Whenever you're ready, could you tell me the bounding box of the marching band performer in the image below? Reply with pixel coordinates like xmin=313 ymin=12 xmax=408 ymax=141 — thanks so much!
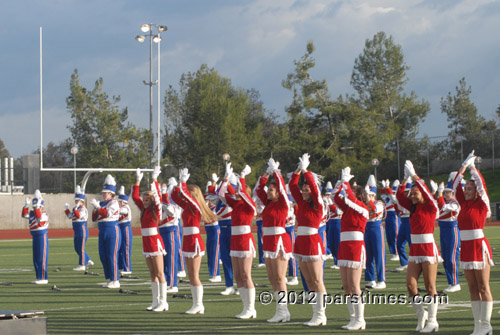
xmin=133 ymin=167 xmax=168 ymax=312
xmin=255 ymin=157 xmax=292 ymax=323
xmin=324 ymin=181 xmax=342 ymax=269
xmin=364 ymin=175 xmax=386 ymax=290
xmin=117 ymin=186 xmax=133 ymax=275
xmin=171 ymin=168 xmax=218 ymax=314
xmin=205 ymin=174 xmax=222 ymax=283
xmin=289 ymin=153 xmax=327 ymax=326
xmin=91 ymin=175 xmax=121 ymax=289
xmin=453 ymin=150 xmax=494 ymax=335
xmin=22 ymin=190 xmax=49 ymax=284
xmin=380 ymin=179 xmax=401 ymax=262
xmin=396 ymin=160 xmax=441 ymax=333
xmin=64 ymin=185 xmax=93 ymax=271
xmin=332 ymin=167 xmax=368 ymax=331
xmin=159 ymin=178 xmax=182 ymax=293
xmin=395 ymin=181 xmax=412 ymax=272
xmin=285 ymin=184 xmax=299 ymax=286
xmin=253 ymin=184 xmax=266 ymax=268
xmin=219 ymin=163 xmax=257 ymax=319
xmin=434 ymin=175 xmax=461 ymax=293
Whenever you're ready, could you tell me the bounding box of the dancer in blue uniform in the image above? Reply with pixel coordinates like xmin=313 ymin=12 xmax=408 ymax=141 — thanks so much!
xmin=324 ymin=181 xmax=342 ymax=269
xmin=364 ymin=175 xmax=386 ymax=289
xmin=91 ymin=175 xmax=121 ymax=289
xmin=285 ymin=187 xmax=299 ymax=286
xmin=64 ymin=185 xmax=93 ymax=271
xmin=22 ymin=190 xmax=49 ymax=284
xmin=205 ymin=174 xmax=222 ymax=282
xmin=380 ymin=179 xmax=401 ymax=262
xmin=252 ymin=184 xmax=266 ymax=268
xmin=117 ymin=185 xmax=133 ymax=275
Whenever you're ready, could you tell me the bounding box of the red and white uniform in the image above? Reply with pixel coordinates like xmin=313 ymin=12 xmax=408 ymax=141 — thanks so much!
xmin=437 ymin=197 xmax=459 ymax=222
xmin=255 ymin=170 xmax=292 ymax=259
xmin=22 ymin=207 xmax=49 ymax=231
xmin=289 ymin=171 xmax=325 ymax=261
xmin=453 ymin=169 xmax=494 ymax=269
xmin=219 ymin=178 xmax=256 ymax=258
xmin=65 ymin=205 xmax=88 ymax=223
xmin=132 ymin=181 xmax=166 ymax=257
xmin=160 ymin=193 xmax=181 ymax=228
xmin=119 ymin=204 xmax=132 ymax=223
xmin=396 ymin=178 xmax=442 ymax=264
xmin=171 ymin=182 xmax=206 ymax=258
xmin=332 ymin=181 xmax=368 ymax=268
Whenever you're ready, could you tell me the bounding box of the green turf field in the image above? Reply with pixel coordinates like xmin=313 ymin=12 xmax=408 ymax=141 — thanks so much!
xmin=1 ymin=228 xmax=499 ymax=334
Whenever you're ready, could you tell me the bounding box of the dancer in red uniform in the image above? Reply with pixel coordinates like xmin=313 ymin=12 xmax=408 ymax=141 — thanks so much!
xmin=453 ymin=150 xmax=494 ymax=335
xmin=396 ymin=160 xmax=441 ymax=333
xmin=332 ymin=167 xmax=369 ymax=331
xmin=132 ymin=166 xmax=168 ymax=312
xmin=289 ymin=153 xmax=327 ymax=326
xmin=219 ymin=163 xmax=257 ymax=319
xmin=171 ymin=168 xmax=218 ymax=314
xmin=255 ymin=157 xmax=292 ymax=323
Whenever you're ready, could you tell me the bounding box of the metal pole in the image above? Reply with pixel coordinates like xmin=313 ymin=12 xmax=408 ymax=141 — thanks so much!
xmin=157 ymin=32 xmax=161 ymax=167
xmin=73 ymin=154 xmax=76 ymax=191
xmin=40 ymin=27 xmax=43 ymax=169
xmin=149 ymin=29 xmax=153 ymax=165
xmin=396 ymin=139 xmax=401 ymax=180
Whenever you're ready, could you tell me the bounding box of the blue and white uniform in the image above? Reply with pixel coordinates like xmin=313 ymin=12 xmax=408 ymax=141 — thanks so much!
xmin=380 ymin=183 xmax=400 ymax=257
xmin=205 ymin=182 xmax=221 ymax=279
xmin=285 ymin=203 xmax=298 ymax=279
xmin=325 ymin=194 xmax=342 ymax=266
xmin=364 ymin=198 xmax=386 ymax=283
xmin=396 ymin=184 xmax=412 ymax=267
xmin=216 ymin=198 xmax=234 ymax=288
xmin=252 ymin=186 xmax=266 ymax=266
xmin=65 ymin=197 xmax=91 ymax=268
xmin=118 ymin=191 xmax=133 ymax=274
xmin=22 ymin=193 xmax=49 ymax=282
xmin=160 ymin=191 xmax=182 ymax=289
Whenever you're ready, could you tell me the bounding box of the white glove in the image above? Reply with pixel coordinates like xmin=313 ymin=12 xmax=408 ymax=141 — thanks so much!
xmin=206 ymin=181 xmax=212 ymax=192
xmin=404 ymin=160 xmax=416 ymax=179
xmin=25 ymin=197 xmax=31 ymax=206
xmin=430 ymin=180 xmax=438 ymax=194
xmin=136 ymin=168 xmax=144 ymax=182
xmin=392 ymin=179 xmax=400 ymax=189
xmin=64 ymin=203 xmax=70 ymax=210
xmin=90 ymin=198 xmax=100 ymax=209
xmin=437 ymin=182 xmax=445 ymax=193
xmin=240 ymin=165 xmax=251 ymax=178
xmin=340 ymin=167 xmax=354 ymax=183
xmin=179 ymin=168 xmax=190 ymax=183
xmin=32 ymin=198 xmax=41 ymax=209
xmin=229 ymin=173 xmax=238 ymax=186
xmin=212 ymin=173 xmax=219 ymax=184
xmin=161 ymin=184 xmax=168 ymax=194
xmin=152 ymin=166 xmax=161 ymax=180
xmin=266 ymin=158 xmax=280 ymax=175
xmin=224 ymin=162 xmax=233 ymax=179
xmin=381 ymin=180 xmax=388 ymax=188
xmin=462 ymin=150 xmax=476 ymax=168
xmin=168 ymin=177 xmax=178 ymax=188
xmin=298 ymin=153 xmax=310 ymax=171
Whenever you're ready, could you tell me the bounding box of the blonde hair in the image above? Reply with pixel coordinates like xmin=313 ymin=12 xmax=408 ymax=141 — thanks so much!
xmin=140 ymin=190 xmax=159 ymax=224
xmin=187 ymin=184 xmax=218 ymax=223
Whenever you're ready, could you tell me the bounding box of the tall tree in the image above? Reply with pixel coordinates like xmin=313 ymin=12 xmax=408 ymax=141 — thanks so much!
xmin=66 ymin=69 xmax=151 ymax=192
xmin=440 ymin=77 xmax=496 ymax=158
xmin=163 ymin=65 xmax=273 ymax=185
xmin=0 ymin=138 xmax=10 ymax=160
xmin=350 ymin=31 xmax=430 ymax=177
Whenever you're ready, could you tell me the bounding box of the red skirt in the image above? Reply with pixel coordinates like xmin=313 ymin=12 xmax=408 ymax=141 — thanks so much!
xmin=142 ymin=234 xmax=166 ymax=257
xmin=460 ymin=238 xmax=494 ymax=269
xmin=230 ymin=233 xmax=256 ymax=258
xmin=337 ymin=240 xmax=365 ymax=269
xmin=293 ymin=234 xmax=325 ymax=262
xmin=182 ymin=233 xmax=205 ymax=258
xmin=409 ymin=242 xmax=442 ymax=264
xmin=263 ymin=233 xmax=292 ymax=259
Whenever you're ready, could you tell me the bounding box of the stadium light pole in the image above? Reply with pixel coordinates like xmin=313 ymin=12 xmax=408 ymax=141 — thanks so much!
xmin=136 ymin=23 xmax=167 ymax=167
xmin=71 ymin=144 xmax=78 ymax=191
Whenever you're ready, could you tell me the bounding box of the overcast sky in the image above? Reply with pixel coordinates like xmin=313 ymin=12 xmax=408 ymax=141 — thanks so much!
xmin=1 ymin=0 xmax=500 ymax=159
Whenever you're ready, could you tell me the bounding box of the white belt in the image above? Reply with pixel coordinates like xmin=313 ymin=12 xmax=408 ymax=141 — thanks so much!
xmin=340 ymin=231 xmax=364 ymax=241
xmin=263 ymin=227 xmax=286 ymax=236
xmin=184 ymin=226 xmax=200 ymax=235
xmin=297 ymin=226 xmax=318 ymax=236
xmin=460 ymin=229 xmax=484 ymax=241
xmin=231 ymin=225 xmax=251 ymax=235
xmin=141 ymin=227 xmax=158 ymax=237
xmin=411 ymin=233 xmax=434 ymax=244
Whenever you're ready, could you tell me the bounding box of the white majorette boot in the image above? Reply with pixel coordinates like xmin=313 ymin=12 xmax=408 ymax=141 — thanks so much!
xmin=235 ymin=287 xmax=248 ymax=318
xmin=470 ymin=300 xmax=481 ymax=335
xmin=345 ymin=299 xmax=366 ymax=330
xmin=267 ymin=291 xmax=290 ymax=323
xmin=341 ymin=296 xmax=355 ymax=329
xmin=420 ymin=300 xmax=439 ymax=333
xmin=185 ymin=285 xmax=205 ymax=314
xmin=153 ymin=282 xmax=169 ymax=312
xmin=238 ymin=287 xmax=257 ymax=319
xmin=146 ymin=282 xmax=159 ymax=311
xmin=411 ymin=298 xmax=428 ymax=331
xmin=477 ymin=301 xmax=493 ymax=335
xmin=304 ymin=292 xmax=327 ymax=326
